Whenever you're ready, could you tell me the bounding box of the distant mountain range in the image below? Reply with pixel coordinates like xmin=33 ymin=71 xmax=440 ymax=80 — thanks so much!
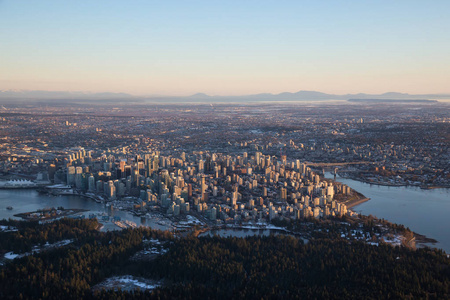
xmin=0 ymin=90 xmax=449 ymax=103
xmin=180 ymin=91 xmax=449 ymax=102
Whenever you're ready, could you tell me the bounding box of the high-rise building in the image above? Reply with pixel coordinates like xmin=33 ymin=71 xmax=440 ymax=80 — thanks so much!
xmin=280 ymin=187 xmax=287 ymax=201
xmin=67 ymin=166 xmax=76 ymax=185
xmin=255 ymin=152 xmax=261 ymax=165
xmin=198 ymin=160 xmax=204 ymax=173
xmin=48 ymin=164 xmax=56 ymax=182
xmin=209 ymin=207 xmax=217 ymax=220
xmin=88 ymin=175 xmax=95 ymax=192
xmin=105 ymin=180 xmax=116 ymax=200
xmin=75 ymin=167 xmax=83 ymax=189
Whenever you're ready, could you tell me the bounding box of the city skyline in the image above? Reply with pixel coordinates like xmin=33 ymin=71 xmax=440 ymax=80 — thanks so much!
xmin=1 ymin=2 xmax=450 ymax=298
xmin=1 ymin=1 xmax=450 ymax=96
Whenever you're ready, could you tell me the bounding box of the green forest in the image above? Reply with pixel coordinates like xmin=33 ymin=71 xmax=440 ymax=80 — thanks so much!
xmin=0 ymin=218 xmax=449 ymax=299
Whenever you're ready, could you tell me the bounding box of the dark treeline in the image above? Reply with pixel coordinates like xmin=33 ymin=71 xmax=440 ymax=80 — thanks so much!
xmin=0 ymin=219 xmax=449 ymax=299
xmin=0 ymin=219 xmax=172 ymax=299
xmin=271 ymin=215 xmax=412 ymax=242
xmin=127 ymin=235 xmax=449 ymax=299
xmin=0 ymin=218 xmax=99 ymax=253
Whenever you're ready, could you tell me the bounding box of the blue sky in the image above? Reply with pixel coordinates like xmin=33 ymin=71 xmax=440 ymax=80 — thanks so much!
xmin=1 ymin=1 xmax=449 ymax=95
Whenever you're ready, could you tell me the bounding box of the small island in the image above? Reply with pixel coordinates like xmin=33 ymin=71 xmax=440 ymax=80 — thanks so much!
xmin=14 ymin=207 xmax=88 ymax=221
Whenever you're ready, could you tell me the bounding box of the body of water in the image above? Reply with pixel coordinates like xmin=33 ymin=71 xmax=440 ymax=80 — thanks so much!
xmin=0 ymin=189 xmax=171 ymax=231
xmin=327 ymin=174 xmax=450 ymax=252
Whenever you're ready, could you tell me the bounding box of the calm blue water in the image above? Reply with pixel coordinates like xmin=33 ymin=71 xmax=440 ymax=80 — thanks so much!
xmin=0 ymin=189 xmax=170 ymax=231
xmin=326 ymin=174 xmax=450 ymax=252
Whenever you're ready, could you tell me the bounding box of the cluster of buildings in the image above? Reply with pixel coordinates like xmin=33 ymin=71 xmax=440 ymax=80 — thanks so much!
xmin=57 ymin=148 xmax=356 ymax=223
xmin=0 ymin=102 xmax=448 ymax=191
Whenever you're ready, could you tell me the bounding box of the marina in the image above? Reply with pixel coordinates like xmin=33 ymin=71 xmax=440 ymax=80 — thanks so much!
xmin=0 ymin=189 xmax=173 ymax=232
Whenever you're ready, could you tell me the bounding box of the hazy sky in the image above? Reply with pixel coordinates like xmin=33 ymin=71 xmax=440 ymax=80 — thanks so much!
xmin=1 ymin=1 xmax=449 ymax=96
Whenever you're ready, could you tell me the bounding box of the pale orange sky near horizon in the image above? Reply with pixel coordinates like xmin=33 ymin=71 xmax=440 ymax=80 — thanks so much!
xmin=1 ymin=1 xmax=449 ymax=97
xmin=2 ymin=67 xmax=448 ymax=97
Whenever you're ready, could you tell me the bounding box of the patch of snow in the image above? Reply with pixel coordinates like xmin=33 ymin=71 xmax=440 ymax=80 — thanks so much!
xmin=178 ymin=215 xmax=204 ymax=226
xmin=51 ymin=239 xmax=72 ymax=247
xmin=383 ymin=234 xmax=402 ymax=246
xmin=141 ymin=247 xmax=168 ymax=255
xmin=0 ymin=225 xmax=18 ymax=232
xmin=143 ymin=238 xmax=161 ymax=245
xmin=94 ymin=275 xmax=161 ymax=291
xmin=175 ymin=225 xmax=192 ymax=228
xmin=4 ymin=252 xmax=19 ymax=259
xmin=3 ymin=239 xmax=73 ymax=260
xmin=117 ymin=276 xmax=159 ymax=289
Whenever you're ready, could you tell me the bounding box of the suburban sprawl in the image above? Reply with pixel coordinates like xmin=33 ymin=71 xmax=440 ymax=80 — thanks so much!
xmin=0 ymin=101 xmax=449 ymax=299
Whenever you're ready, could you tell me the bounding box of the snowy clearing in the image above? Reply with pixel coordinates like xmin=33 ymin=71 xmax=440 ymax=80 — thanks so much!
xmin=3 ymin=239 xmax=73 ymax=260
xmin=92 ymin=275 xmax=161 ymax=292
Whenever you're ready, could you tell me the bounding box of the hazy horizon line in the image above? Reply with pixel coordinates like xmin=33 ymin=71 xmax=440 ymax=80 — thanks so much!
xmin=2 ymin=89 xmax=450 ymax=99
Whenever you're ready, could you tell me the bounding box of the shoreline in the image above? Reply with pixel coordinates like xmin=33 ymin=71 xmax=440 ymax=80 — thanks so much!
xmin=332 ymin=176 xmax=444 ymax=252
xmin=0 ymin=186 xmax=39 ymax=190
xmin=414 ymin=232 xmax=439 ymax=246
xmin=0 ymin=185 xmax=445 ymax=253
xmin=345 ymin=197 xmax=370 ymax=209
